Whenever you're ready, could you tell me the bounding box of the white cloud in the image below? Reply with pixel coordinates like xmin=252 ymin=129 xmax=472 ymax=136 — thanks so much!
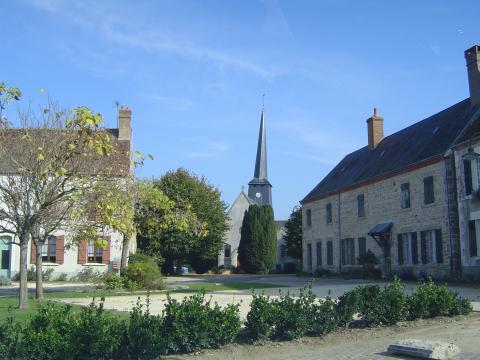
xmin=27 ymin=0 xmax=280 ymax=80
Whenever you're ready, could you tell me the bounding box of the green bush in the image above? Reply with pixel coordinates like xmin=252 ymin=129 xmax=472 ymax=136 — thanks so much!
xmin=127 ymin=297 xmax=166 ymax=359
xmin=75 ymin=266 xmax=102 ymax=282
xmin=129 ymin=252 xmax=161 ymax=266
xmin=103 ymin=272 xmax=124 ymax=290
xmin=42 ymin=267 xmax=54 ymax=282
xmin=335 ymin=286 xmax=362 ymax=327
xmin=272 ymin=286 xmax=316 ymax=340
xmin=310 ymin=295 xmax=338 ymax=335
xmin=0 ymin=317 xmax=21 ymax=359
xmin=124 ymin=261 xmax=164 ymax=290
xmin=0 ymin=275 xmax=10 ymax=286
xmin=162 ymin=292 xmax=241 ymax=353
xmin=243 ymin=292 xmax=278 ymax=341
xmin=406 ymin=279 xmax=471 ymax=319
xmin=56 ymin=273 xmax=68 ymax=281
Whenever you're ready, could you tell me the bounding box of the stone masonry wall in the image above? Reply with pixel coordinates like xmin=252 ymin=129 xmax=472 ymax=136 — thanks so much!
xmin=303 ymin=161 xmax=452 ymax=278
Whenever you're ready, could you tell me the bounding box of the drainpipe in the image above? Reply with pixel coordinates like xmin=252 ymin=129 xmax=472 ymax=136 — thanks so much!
xmin=338 ymin=192 xmax=342 ymax=273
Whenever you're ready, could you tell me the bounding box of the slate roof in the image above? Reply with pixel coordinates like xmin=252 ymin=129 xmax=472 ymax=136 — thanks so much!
xmin=302 ymin=98 xmax=480 ymax=203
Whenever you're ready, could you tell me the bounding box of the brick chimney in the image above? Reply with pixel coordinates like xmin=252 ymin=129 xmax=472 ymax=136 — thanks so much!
xmin=465 ymin=45 xmax=480 ymax=106
xmin=366 ymin=107 xmax=384 ymax=150
xmin=118 ymin=106 xmax=132 ymax=141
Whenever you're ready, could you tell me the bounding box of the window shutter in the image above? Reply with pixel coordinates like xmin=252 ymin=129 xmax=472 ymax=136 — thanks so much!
xmin=349 ymin=239 xmax=355 ymax=265
xmin=420 ymin=231 xmax=427 ymax=264
xmin=78 ymin=240 xmax=87 ymax=264
xmin=397 ymin=234 xmax=404 ymax=265
xmin=56 ymin=235 xmax=65 ymax=264
xmin=327 ymin=241 xmax=333 ymax=266
xmin=316 ymin=241 xmax=322 ymax=266
xmin=340 ymin=239 xmax=346 ymax=265
xmin=411 ymin=232 xmax=418 ymax=265
xmin=464 ymin=160 xmax=473 ymax=196
xmin=469 ymin=221 xmax=478 ymax=257
xmin=30 ymin=241 xmax=37 ymax=264
xmin=435 ymin=230 xmax=443 ymax=264
xmin=102 ymin=236 xmax=111 ymax=264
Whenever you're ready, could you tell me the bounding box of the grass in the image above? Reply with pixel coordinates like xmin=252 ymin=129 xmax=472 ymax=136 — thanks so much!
xmin=0 ymin=281 xmax=286 ymax=322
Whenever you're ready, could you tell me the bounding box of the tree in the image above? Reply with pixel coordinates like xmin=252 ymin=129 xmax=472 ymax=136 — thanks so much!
xmin=238 ymin=205 xmax=276 ymax=274
xmin=135 ymin=180 xmax=206 ymax=273
xmin=283 ymin=206 xmax=303 ymax=260
xmin=0 ymin=87 xmax=114 ymax=307
xmin=153 ymin=169 xmax=229 ymax=274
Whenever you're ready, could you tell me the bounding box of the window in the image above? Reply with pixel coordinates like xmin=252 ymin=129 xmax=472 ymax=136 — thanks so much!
xmin=469 ymin=220 xmax=478 ymax=257
xmin=41 ymin=236 xmax=57 ymax=263
xmin=397 ymin=233 xmax=418 ymax=265
xmin=224 ymin=244 xmax=231 ymax=258
xmin=401 ymin=183 xmax=411 ymax=208
xmin=464 ymin=160 xmax=473 ymax=196
xmin=316 ymin=241 xmax=322 ymax=266
xmin=326 ymin=241 xmax=333 ymax=266
xmin=358 ymin=237 xmax=366 ymax=259
xmin=280 ymin=244 xmax=287 ymax=259
xmin=420 ymin=229 xmax=443 ymax=264
xmin=357 ymin=194 xmax=365 ymax=217
xmin=341 ymin=238 xmax=355 ymax=265
xmin=306 ymin=209 xmax=312 ymax=226
xmin=87 ymin=240 xmax=103 ymax=263
xmin=423 ymin=176 xmax=435 ymax=204
xmin=326 ymin=203 xmax=332 ymax=224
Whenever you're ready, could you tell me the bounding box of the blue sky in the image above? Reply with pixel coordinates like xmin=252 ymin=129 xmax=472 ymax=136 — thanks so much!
xmin=2 ymin=0 xmax=480 ymax=219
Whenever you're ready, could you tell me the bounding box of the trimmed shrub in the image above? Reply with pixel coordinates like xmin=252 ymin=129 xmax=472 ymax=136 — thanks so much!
xmin=310 ymin=295 xmax=338 ymax=335
xmin=407 ymin=279 xmax=471 ymax=319
xmin=127 ymin=297 xmax=166 ymax=359
xmin=162 ymin=292 xmax=241 ymax=353
xmin=335 ymin=286 xmax=362 ymax=327
xmin=243 ymin=292 xmax=278 ymax=341
xmin=272 ymin=286 xmax=316 ymax=340
xmin=124 ymin=261 xmax=164 ymax=290
xmin=0 ymin=317 xmax=21 ymax=359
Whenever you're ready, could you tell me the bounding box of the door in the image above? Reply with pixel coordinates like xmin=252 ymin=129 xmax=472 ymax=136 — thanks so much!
xmin=0 ymin=236 xmax=12 ymax=279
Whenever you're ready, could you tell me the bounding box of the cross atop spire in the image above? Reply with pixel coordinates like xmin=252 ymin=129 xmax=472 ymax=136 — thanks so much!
xmin=253 ymin=106 xmax=268 ymax=180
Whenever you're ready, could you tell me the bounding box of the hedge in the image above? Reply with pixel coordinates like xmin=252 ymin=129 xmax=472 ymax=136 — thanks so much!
xmin=0 ymin=278 xmax=472 ymax=359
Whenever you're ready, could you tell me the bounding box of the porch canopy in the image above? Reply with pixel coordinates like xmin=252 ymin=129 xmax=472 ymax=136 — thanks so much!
xmin=368 ymin=222 xmax=393 ymax=247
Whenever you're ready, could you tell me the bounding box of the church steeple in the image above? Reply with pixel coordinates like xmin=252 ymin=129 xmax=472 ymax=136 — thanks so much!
xmin=248 ymin=105 xmax=272 ymax=206
xmin=253 ymin=108 xmax=268 ymax=180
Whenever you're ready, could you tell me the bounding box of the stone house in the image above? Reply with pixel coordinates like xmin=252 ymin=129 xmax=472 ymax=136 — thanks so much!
xmin=0 ymin=107 xmax=135 ymax=280
xmin=301 ymin=46 xmax=480 ymax=279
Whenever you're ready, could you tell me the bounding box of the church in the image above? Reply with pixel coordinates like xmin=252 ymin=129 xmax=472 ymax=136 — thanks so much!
xmin=218 ymin=107 xmax=293 ymax=271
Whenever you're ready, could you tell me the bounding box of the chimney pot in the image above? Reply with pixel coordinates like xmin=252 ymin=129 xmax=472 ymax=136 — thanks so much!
xmin=465 ymin=45 xmax=480 ymax=106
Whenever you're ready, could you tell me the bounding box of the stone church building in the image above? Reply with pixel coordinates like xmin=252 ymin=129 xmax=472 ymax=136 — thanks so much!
xmin=301 ymin=45 xmax=480 ymax=280
xmin=218 ymin=108 xmax=293 ymax=271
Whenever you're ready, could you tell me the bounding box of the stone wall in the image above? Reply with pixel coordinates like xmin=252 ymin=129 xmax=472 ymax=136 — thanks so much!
xmin=302 ymin=161 xmax=452 ymax=278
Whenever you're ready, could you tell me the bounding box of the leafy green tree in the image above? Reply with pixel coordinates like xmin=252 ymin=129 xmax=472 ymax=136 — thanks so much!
xmin=0 ymin=86 xmax=114 ymax=307
xmin=135 ymin=180 xmax=207 ymax=273
xmin=154 ymin=168 xmax=229 ymax=274
xmin=283 ymin=206 xmax=303 ymax=260
xmin=238 ymin=205 xmax=277 ymax=274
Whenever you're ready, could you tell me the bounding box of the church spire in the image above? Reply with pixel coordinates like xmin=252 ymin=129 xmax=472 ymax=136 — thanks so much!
xmin=253 ymin=107 xmax=268 ymax=180
xmin=248 ymin=102 xmax=272 ymax=206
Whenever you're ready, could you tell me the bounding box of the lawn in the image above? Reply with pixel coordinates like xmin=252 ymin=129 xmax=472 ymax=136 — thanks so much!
xmin=0 ymin=282 xmax=286 ymax=322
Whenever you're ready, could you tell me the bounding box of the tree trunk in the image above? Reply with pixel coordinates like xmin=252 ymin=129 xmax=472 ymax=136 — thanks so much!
xmin=120 ymin=233 xmax=131 ymax=273
xmin=18 ymin=236 xmax=29 ymax=309
xmin=35 ymin=240 xmax=44 ymax=299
